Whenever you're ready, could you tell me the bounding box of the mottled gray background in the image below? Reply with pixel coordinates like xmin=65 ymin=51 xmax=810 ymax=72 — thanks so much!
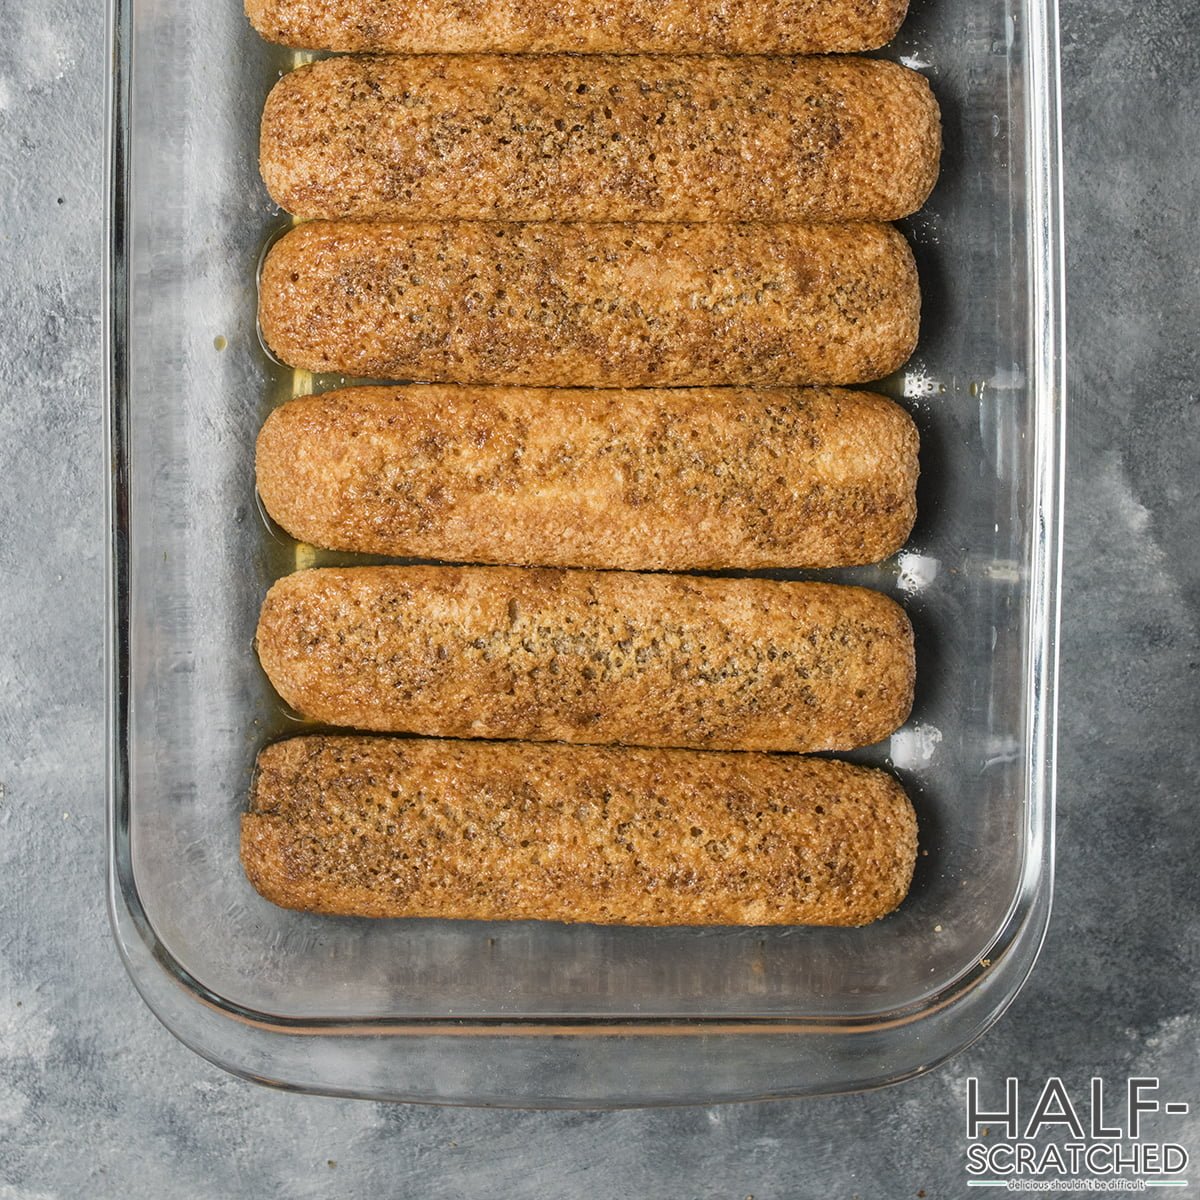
xmin=1 ymin=0 xmax=1197 ymax=1195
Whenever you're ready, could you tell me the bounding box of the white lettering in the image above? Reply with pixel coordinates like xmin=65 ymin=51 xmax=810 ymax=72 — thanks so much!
xmin=1163 ymin=1144 xmax=1189 ymax=1173
xmin=1024 ymin=1076 xmax=1085 ymax=1140
xmin=1127 ymin=1078 xmax=1159 ymax=1139
xmin=1092 ymin=1077 xmax=1122 ymax=1139
xmin=967 ymin=1076 xmax=1020 ymax=1139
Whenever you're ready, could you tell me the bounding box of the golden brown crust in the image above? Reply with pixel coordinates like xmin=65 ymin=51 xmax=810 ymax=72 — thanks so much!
xmin=256 ymin=566 xmax=915 ymax=751
xmin=258 ymin=220 xmax=919 ymax=387
xmin=256 ymin=385 xmax=919 ymax=570
xmin=242 ymin=735 xmax=918 ymax=926
xmin=245 ymin=0 xmax=910 ymax=55
xmin=261 ymin=55 xmax=940 ymax=223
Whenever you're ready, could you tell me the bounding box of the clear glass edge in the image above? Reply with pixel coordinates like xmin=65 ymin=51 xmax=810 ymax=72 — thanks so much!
xmin=102 ymin=0 xmax=1066 ymax=1105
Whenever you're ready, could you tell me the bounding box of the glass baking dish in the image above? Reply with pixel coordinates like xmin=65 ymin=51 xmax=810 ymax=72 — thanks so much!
xmin=104 ymin=0 xmax=1064 ymax=1105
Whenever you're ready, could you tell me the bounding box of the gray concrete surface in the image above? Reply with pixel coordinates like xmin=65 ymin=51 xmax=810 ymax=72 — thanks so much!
xmin=1 ymin=1 xmax=1198 ymax=1196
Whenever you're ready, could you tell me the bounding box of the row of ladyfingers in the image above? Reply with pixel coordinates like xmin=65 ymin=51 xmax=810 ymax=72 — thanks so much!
xmin=256 ymin=53 xmax=939 ymax=386
xmin=250 ymin=567 xmax=918 ymax=926
xmin=250 ymin=414 xmax=922 ymax=927
xmin=250 ymin=386 xmax=922 ymax=926
xmin=243 ymin=3 xmax=937 ymax=927
xmin=247 ymin=0 xmax=913 ymax=55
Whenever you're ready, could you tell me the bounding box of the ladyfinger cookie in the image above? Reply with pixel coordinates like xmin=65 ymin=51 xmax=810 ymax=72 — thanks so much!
xmin=256 ymin=567 xmax=915 ymax=752
xmin=242 ymin=735 xmax=919 ymax=926
xmin=256 ymin=385 xmax=920 ymax=570
xmin=258 ymin=221 xmax=920 ymax=387
xmin=245 ymin=0 xmax=909 ymax=56
xmin=261 ymin=55 xmax=940 ymax=223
